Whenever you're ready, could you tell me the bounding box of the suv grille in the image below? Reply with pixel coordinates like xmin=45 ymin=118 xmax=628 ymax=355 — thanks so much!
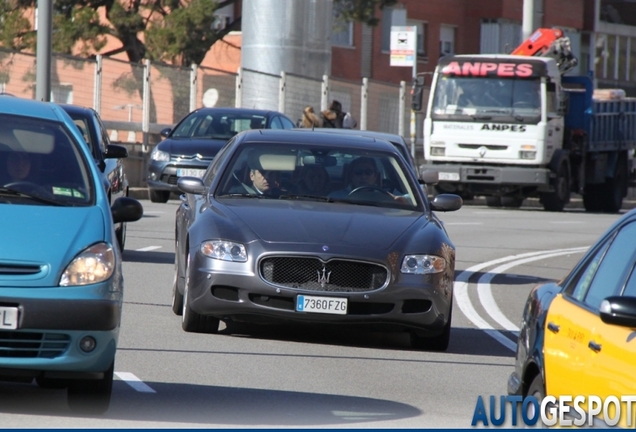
xmin=0 ymin=331 xmax=70 ymax=358
xmin=260 ymin=257 xmax=388 ymax=292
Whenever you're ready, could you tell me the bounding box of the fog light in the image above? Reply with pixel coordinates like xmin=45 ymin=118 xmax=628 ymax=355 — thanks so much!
xmin=79 ymin=336 xmax=97 ymax=353
xmin=519 ymin=151 xmax=536 ymax=159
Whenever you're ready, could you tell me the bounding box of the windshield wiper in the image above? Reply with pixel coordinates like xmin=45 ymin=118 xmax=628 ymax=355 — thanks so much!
xmin=0 ymin=187 xmax=65 ymax=206
xmin=216 ymin=193 xmax=266 ymax=199
xmin=278 ymin=194 xmax=332 ymax=202
xmin=471 ymin=115 xmax=492 ymax=121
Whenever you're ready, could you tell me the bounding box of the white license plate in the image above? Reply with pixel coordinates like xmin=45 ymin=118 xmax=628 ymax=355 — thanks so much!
xmin=0 ymin=307 xmax=19 ymax=330
xmin=438 ymin=172 xmax=460 ymax=181
xmin=296 ymin=295 xmax=347 ymax=315
xmin=177 ymin=168 xmax=206 ymax=178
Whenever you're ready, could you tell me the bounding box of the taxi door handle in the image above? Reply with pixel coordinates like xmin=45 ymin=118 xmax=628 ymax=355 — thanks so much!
xmin=547 ymin=322 xmax=560 ymax=333
xmin=588 ymin=341 xmax=602 ymax=353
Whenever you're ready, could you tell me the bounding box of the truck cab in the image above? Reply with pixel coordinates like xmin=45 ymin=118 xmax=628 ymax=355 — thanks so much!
xmin=423 ymin=55 xmax=567 ymax=208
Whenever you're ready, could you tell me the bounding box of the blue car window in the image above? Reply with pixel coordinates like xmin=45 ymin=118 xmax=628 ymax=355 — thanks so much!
xmin=623 ymin=265 xmax=636 ymax=298
xmin=576 ymin=222 xmax=636 ymax=309
xmin=566 ymin=237 xmax=611 ymax=300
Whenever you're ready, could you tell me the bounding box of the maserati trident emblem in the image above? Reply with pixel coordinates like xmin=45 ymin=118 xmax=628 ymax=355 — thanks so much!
xmin=317 ymin=267 xmax=331 ymax=288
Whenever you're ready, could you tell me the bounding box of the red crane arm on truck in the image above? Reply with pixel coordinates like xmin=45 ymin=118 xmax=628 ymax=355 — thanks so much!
xmin=511 ymin=28 xmax=578 ymax=74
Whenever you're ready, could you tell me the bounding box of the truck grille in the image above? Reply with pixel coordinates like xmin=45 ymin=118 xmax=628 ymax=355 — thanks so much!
xmin=0 ymin=331 xmax=70 ymax=358
xmin=259 ymin=256 xmax=389 ymax=293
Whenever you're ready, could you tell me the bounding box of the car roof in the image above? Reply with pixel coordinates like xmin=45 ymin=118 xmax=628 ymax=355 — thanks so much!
xmin=193 ymin=107 xmax=284 ymax=116
xmin=238 ymin=129 xmax=399 ymax=153
xmin=57 ymin=103 xmax=94 ymax=116
xmin=0 ymin=97 xmax=68 ymax=122
xmin=294 ymin=128 xmax=406 ymax=144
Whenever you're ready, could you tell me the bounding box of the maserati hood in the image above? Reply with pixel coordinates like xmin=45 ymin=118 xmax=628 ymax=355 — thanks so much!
xmin=223 ymin=200 xmax=424 ymax=250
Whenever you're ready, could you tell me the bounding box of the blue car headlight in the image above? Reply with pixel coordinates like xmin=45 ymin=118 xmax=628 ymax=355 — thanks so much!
xmin=201 ymin=240 xmax=247 ymax=262
xmin=150 ymin=148 xmax=170 ymax=162
xmin=400 ymin=254 xmax=446 ymax=274
xmin=60 ymin=243 xmax=116 ymax=286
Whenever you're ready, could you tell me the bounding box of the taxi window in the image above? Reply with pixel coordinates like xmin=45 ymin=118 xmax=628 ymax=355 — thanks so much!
xmin=623 ymin=266 xmax=636 ymax=298
xmin=572 ymin=222 xmax=636 ymax=309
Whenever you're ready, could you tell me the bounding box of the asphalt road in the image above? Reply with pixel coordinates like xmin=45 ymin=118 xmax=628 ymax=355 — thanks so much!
xmin=0 ymin=200 xmax=629 ymax=428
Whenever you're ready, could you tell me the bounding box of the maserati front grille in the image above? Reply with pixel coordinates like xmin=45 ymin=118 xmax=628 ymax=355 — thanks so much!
xmin=259 ymin=256 xmax=388 ymax=293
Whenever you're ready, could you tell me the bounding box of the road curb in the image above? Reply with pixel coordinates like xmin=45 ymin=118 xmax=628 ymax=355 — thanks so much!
xmin=129 ymin=187 xmax=636 ymax=211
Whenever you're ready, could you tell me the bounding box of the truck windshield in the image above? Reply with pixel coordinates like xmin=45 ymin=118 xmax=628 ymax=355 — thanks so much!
xmin=431 ymin=76 xmax=541 ymax=123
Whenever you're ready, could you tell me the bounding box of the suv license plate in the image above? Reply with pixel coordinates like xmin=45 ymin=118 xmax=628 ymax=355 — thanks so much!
xmin=0 ymin=307 xmax=19 ymax=330
xmin=296 ymin=295 xmax=347 ymax=315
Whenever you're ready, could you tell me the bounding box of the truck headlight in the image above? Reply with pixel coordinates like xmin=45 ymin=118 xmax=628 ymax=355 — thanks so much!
xmin=519 ymin=145 xmax=536 ymax=160
xmin=60 ymin=243 xmax=115 ymax=286
xmin=430 ymin=142 xmax=446 ymax=157
xmin=401 ymin=255 xmax=446 ymax=274
xmin=201 ymin=240 xmax=247 ymax=262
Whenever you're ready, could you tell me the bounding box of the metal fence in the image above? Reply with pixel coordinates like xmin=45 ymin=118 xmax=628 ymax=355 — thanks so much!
xmin=0 ymin=47 xmax=425 ymax=151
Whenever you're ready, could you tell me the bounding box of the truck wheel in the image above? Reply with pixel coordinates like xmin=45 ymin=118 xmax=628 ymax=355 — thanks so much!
xmin=583 ymin=184 xmax=603 ymax=212
xmin=501 ymin=196 xmax=523 ymax=208
xmin=601 ymin=158 xmax=627 ymax=213
xmin=485 ymin=196 xmax=502 ymax=207
xmin=541 ymin=163 xmax=570 ymax=212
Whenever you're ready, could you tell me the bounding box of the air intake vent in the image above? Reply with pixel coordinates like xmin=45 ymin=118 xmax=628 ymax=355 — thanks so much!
xmin=0 ymin=264 xmax=41 ymax=276
xmin=0 ymin=331 xmax=70 ymax=358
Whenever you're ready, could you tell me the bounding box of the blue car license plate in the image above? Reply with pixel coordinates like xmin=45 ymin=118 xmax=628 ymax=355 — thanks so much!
xmin=296 ymin=295 xmax=347 ymax=315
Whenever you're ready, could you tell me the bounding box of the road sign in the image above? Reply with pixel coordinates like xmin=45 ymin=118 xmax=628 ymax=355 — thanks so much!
xmin=390 ymin=26 xmax=417 ymax=67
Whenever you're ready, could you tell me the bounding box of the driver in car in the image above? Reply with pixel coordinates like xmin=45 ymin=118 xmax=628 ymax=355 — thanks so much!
xmin=328 ymin=157 xmax=407 ymax=203
xmin=6 ymin=151 xmax=32 ymax=183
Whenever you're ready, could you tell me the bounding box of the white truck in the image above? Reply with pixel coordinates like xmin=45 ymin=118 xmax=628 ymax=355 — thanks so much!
xmin=421 ymin=28 xmax=636 ymax=212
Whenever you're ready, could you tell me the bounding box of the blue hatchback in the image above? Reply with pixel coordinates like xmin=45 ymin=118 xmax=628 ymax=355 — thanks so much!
xmin=0 ymin=97 xmax=143 ymax=414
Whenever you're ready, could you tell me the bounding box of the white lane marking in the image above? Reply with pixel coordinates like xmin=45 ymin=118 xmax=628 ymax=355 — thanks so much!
xmin=454 ymin=247 xmax=589 ymax=351
xmin=115 ymin=372 xmax=156 ymax=393
xmin=444 ymin=222 xmax=484 ymax=226
xmin=135 ymin=246 xmax=162 ymax=252
xmin=476 ymin=247 xmax=589 ymax=334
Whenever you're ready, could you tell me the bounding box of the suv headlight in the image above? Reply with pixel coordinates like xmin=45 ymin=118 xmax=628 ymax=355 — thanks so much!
xmin=60 ymin=243 xmax=115 ymax=286
xmin=401 ymin=254 xmax=446 ymax=274
xmin=151 ymin=148 xmax=170 ymax=162
xmin=201 ymin=240 xmax=247 ymax=262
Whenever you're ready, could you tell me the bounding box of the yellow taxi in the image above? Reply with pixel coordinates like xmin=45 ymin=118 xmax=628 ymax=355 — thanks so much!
xmin=508 ymin=207 xmax=636 ymax=427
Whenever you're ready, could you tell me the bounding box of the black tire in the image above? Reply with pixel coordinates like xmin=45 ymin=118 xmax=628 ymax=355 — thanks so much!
xmin=601 ymin=157 xmax=627 ymax=213
xmin=410 ymin=302 xmax=452 ymax=352
xmin=485 ymin=196 xmax=502 ymax=207
xmin=182 ymin=253 xmax=219 ymax=333
xmin=171 ymin=249 xmax=184 ymax=315
xmin=36 ymin=375 xmax=68 ymax=389
xmin=526 ymin=374 xmax=546 ymax=425
xmin=67 ymin=362 xmax=114 ymax=415
xmin=501 ymin=196 xmax=523 ymax=208
xmin=149 ymin=189 xmax=170 ymax=203
xmin=115 ymin=222 xmax=126 ymax=252
xmin=583 ymin=184 xmax=603 ymax=212
xmin=541 ymin=163 xmax=570 ymax=212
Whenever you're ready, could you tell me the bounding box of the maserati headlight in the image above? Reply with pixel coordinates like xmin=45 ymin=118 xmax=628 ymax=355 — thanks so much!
xmin=60 ymin=243 xmax=115 ymax=286
xmin=201 ymin=240 xmax=247 ymax=262
xmin=401 ymin=254 xmax=446 ymax=274
xmin=150 ymin=148 xmax=170 ymax=162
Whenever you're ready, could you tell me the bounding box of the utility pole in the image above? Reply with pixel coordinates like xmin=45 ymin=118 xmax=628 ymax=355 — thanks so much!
xmin=522 ymin=0 xmax=534 ymax=41
xmin=35 ymin=0 xmax=53 ymax=101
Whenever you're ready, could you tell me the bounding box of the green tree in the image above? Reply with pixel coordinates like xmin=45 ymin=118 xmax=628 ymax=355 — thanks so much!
xmin=0 ymin=0 xmax=396 ymax=65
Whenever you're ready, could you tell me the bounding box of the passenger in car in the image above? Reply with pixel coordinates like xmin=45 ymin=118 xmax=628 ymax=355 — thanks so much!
xmin=6 ymin=151 xmax=32 ymax=183
xmin=229 ymin=152 xmax=283 ymax=196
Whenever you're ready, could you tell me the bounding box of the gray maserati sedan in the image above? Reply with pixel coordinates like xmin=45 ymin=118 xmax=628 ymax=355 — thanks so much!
xmin=172 ymin=129 xmax=462 ymax=351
